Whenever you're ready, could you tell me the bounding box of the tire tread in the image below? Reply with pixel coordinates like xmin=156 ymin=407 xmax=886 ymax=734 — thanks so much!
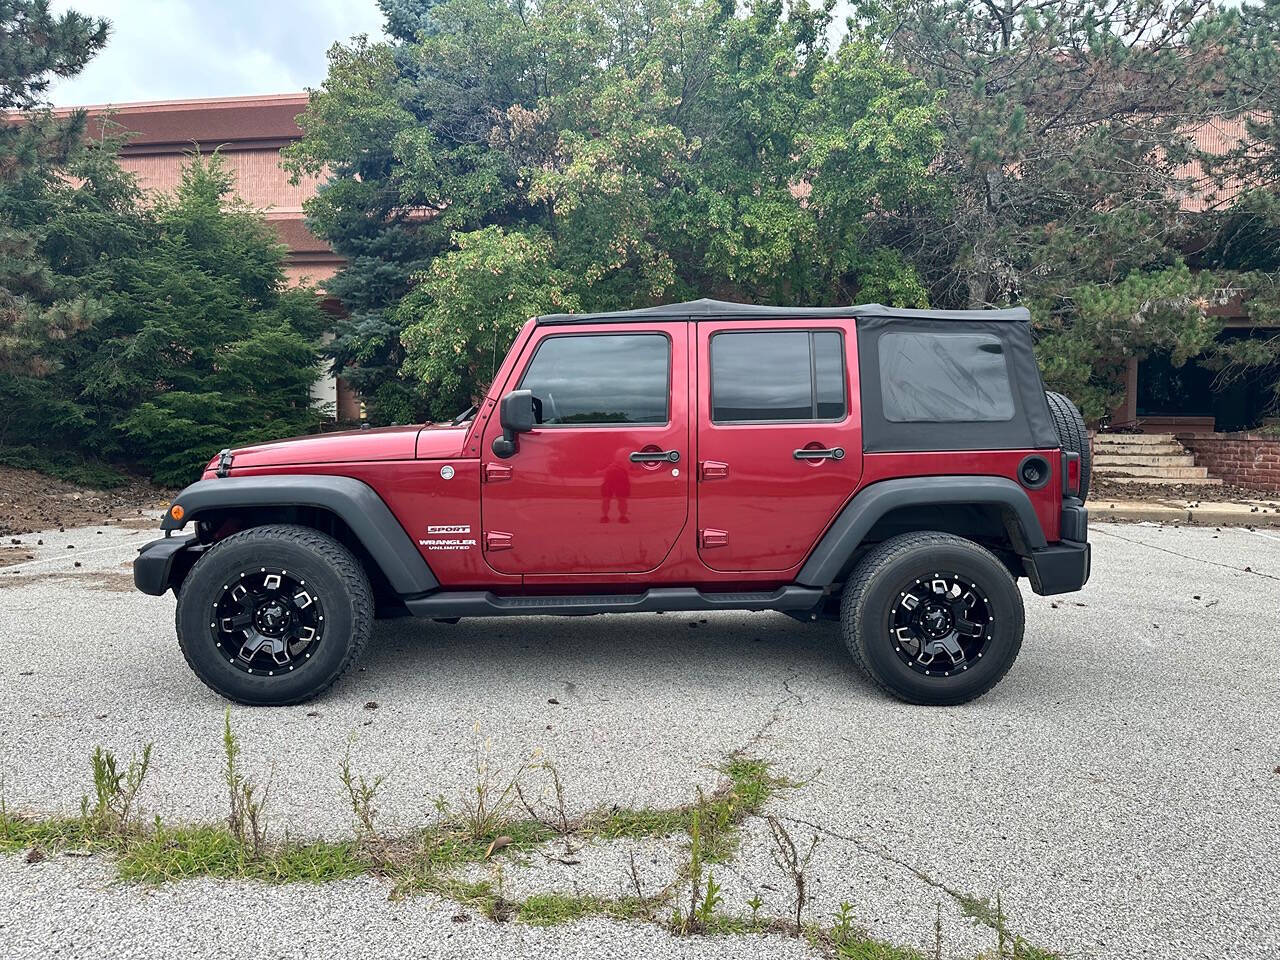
xmin=175 ymin=524 xmax=373 ymax=705
xmin=1045 ymin=390 xmax=1091 ymax=501
xmin=839 ymin=531 xmax=1024 ymax=705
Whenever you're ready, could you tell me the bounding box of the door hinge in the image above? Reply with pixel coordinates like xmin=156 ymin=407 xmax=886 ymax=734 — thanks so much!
xmin=484 ymin=462 xmax=513 ymax=482
xmin=700 ymin=528 xmax=729 ymax=548
xmin=700 ymin=460 xmax=729 ymax=481
xmin=484 ymin=531 xmax=513 ymax=552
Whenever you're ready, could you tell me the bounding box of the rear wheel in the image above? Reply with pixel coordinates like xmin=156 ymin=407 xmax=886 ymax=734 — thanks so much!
xmin=176 ymin=524 xmax=373 ymax=705
xmin=1046 ymin=391 xmax=1091 ymax=500
xmin=840 ymin=532 xmax=1024 ymax=705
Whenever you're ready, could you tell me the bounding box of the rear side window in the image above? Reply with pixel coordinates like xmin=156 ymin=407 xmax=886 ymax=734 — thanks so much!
xmin=519 ymin=333 xmax=669 ymax=425
xmin=878 ymin=332 xmax=1014 ymax=422
xmin=711 ymin=330 xmax=846 ymax=422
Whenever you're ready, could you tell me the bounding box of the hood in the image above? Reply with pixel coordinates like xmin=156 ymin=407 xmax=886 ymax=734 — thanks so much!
xmin=221 ymin=424 xmax=466 ymax=470
xmin=415 ymin=420 xmax=472 ymax=459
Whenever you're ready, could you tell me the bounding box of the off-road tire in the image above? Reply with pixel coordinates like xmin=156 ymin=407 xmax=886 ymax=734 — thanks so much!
xmin=840 ymin=532 xmax=1025 ymax=706
xmin=176 ymin=524 xmax=373 ymax=705
xmin=1045 ymin=391 xmax=1091 ymax=501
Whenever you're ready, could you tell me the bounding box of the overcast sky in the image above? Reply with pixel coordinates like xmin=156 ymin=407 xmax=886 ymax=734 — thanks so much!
xmin=50 ymin=0 xmax=388 ymax=106
xmin=50 ymin=1 xmax=856 ymax=108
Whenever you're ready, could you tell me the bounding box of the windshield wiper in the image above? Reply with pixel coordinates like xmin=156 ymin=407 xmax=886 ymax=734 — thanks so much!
xmin=450 ymin=404 xmax=478 ymax=425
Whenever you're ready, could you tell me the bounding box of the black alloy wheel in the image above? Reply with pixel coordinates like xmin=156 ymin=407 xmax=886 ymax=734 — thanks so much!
xmin=212 ymin=567 xmax=325 ymax=675
xmin=887 ymin=572 xmax=994 ymax=677
xmin=176 ymin=524 xmax=373 ymax=705
xmin=840 ymin=531 xmax=1024 ymax=705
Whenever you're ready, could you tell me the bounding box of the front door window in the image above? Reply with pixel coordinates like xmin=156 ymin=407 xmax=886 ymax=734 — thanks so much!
xmin=520 ymin=333 xmax=670 ymax=425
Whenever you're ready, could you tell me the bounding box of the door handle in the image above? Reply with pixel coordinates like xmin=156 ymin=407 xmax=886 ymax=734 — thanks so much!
xmin=630 ymin=450 xmax=680 ymax=463
xmin=700 ymin=460 xmax=729 ymax=480
xmin=793 ymin=447 xmax=845 ymax=461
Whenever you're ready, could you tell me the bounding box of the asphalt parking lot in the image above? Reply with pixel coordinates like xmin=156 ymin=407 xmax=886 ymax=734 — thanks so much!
xmin=0 ymin=519 xmax=1277 ymax=960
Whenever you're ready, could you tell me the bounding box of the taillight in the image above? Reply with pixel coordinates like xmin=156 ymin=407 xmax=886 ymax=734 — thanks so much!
xmin=1062 ymin=451 xmax=1081 ymax=497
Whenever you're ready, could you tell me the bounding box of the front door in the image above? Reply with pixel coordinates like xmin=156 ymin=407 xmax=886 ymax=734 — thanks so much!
xmin=481 ymin=324 xmax=689 ymax=576
xmin=696 ymin=322 xmax=862 ymax=572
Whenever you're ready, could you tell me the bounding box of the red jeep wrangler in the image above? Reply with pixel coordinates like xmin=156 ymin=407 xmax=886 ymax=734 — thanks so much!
xmin=135 ymin=299 xmax=1090 ymax=707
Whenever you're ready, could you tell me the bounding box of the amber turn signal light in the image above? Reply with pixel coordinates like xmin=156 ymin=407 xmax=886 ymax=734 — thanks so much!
xmin=169 ymin=504 xmax=184 ymax=522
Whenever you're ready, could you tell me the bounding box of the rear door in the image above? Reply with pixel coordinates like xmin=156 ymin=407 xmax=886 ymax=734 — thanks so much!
xmin=480 ymin=324 xmax=689 ymax=575
xmin=695 ymin=322 xmax=861 ymax=572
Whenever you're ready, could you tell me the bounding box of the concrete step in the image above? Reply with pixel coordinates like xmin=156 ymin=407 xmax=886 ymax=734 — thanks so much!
xmin=1095 ymin=464 xmax=1211 ymax=480
xmin=1091 ymin=441 xmax=1187 ymax=457
xmin=1098 ymin=474 xmax=1223 ymax=487
xmin=1094 ymin=433 xmax=1178 ymax=446
xmin=1094 ymin=453 xmax=1196 ymax=467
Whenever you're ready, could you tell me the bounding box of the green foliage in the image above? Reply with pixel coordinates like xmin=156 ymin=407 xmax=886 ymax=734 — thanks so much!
xmin=290 ymin=0 xmax=1280 ymax=424
xmin=2 ymin=145 xmax=327 ymax=487
xmin=0 ymin=1 xmax=111 ymax=382
xmin=86 ymin=743 xmax=153 ymax=833
xmin=94 ymin=156 xmax=326 ymax=485
xmin=289 ymin=0 xmax=941 ymax=420
xmin=399 ymin=226 xmax=578 ymax=417
xmin=851 ymin=0 xmax=1278 ymax=420
xmin=1034 ymin=263 xmax=1223 ymax=420
xmin=117 ymin=824 xmax=366 ymax=884
xmin=0 ymin=1 xmax=108 ymax=112
xmin=0 ymin=444 xmax=127 ymax=488
xmin=516 ymin=892 xmax=653 ymax=925
xmin=0 ymin=4 xmax=329 ymax=485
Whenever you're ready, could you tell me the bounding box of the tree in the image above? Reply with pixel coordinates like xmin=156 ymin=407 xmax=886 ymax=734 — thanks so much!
xmin=1191 ymin=1 xmax=1280 ymax=416
xmin=848 ymin=0 xmax=1265 ymax=419
xmin=0 ymin=0 xmax=108 ymax=381
xmin=399 ymin=226 xmax=578 ymax=418
xmin=1 ymin=136 xmax=328 ymax=484
xmin=97 ymin=155 xmax=328 ymax=486
xmin=288 ymin=0 xmax=943 ymax=420
xmin=1 ymin=3 xmax=330 ymax=485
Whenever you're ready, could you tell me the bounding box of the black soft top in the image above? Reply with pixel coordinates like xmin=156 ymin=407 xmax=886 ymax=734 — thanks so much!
xmin=534 ymin=297 xmax=1030 ymax=325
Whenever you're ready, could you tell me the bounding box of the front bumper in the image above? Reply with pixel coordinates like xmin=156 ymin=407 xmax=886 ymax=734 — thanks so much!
xmin=133 ymin=534 xmax=203 ymax=596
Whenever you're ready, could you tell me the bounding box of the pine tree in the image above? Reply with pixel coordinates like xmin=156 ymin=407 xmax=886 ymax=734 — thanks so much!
xmin=850 ymin=0 xmax=1265 ymax=418
xmin=0 ymin=0 xmax=109 ymax=380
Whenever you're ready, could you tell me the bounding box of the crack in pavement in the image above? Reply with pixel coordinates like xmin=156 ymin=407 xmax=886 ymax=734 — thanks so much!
xmin=1092 ymin=527 xmax=1280 ymax=582
xmin=774 ymin=814 xmax=995 ymax=931
xmin=744 ymin=669 xmax=805 ymax=752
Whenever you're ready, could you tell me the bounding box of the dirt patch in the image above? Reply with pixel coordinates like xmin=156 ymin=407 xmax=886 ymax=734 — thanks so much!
xmin=1092 ymin=474 xmax=1280 ymax=508
xmin=0 ymin=566 xmax=137 ymax=592
xmin=0 ymin=545 xmax=35 ymax=567
xmin=0 ymin=466 xmax=171 ymax=537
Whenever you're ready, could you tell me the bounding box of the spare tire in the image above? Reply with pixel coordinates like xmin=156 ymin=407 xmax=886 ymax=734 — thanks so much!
xmin=1045 ymin=391 xmax=1091 ymax=501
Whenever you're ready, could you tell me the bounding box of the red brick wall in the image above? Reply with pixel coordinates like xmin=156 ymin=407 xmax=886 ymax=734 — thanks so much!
xmin=1177 ymin=433 xmax=1280 ymax=494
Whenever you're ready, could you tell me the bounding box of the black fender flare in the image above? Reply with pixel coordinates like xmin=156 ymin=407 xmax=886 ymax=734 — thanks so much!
xmin=160 ymin=475 xmax=438 ymax=595
xmin=796 ymin=476 xmax=1047 ymax=587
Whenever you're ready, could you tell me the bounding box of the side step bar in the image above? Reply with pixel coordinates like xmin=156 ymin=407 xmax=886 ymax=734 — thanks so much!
xmin=404 ymin=585 xmax=824 ymax=619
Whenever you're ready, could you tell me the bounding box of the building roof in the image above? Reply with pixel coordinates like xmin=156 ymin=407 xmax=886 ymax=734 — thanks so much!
xmin=59 ymin=93 xmax=310 ymax=153
xmin=535 ymin=298 xmax=1031 ymax=325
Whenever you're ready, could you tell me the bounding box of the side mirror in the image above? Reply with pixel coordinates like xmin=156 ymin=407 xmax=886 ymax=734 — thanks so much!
xmin=492 ymin=389 xmax=536 ymax=459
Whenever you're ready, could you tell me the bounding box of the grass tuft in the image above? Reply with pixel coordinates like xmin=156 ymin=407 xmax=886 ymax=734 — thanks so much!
xmin=116 ymin=823 xmax=365 ymax=884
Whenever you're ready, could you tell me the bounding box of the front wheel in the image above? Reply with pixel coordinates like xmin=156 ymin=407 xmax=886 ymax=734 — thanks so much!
xmin=840 ymin=532 xmax=1024 ymax=705
xmin=175 ymin=524 xmax=373 ymax=705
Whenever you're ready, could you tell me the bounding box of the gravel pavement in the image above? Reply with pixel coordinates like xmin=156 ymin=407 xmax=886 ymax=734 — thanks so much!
xmin=0 ymin=519 xmax=1277 ymax=959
